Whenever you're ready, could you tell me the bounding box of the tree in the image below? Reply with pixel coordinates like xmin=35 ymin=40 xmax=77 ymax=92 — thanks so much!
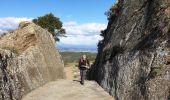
xmin=33 ymin=13 xmax=66 ymax=41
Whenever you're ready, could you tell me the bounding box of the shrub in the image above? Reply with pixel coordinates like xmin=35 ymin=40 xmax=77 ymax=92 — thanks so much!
xmin=149 ymin=65 xmax=164 ymax=78
xmin=105 ymin=0 xmax=123 ymax=20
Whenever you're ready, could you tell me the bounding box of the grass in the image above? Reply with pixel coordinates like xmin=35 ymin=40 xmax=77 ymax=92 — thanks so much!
xmin=60 ymin=52 xmax=97 ymax=66
xmin=149 ymin=64 xmax=164 ymax=78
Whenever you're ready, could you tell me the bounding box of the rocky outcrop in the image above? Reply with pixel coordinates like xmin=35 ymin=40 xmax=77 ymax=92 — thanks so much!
xmin=90 ymin=0 xmax=170 ymax=100
xmin=0 ymin=21 xmax=65 ymax=100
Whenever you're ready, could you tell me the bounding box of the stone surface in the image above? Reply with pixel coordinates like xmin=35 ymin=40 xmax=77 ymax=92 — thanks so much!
xmin=0 ymin=22 xmax=65 ymax=100
xmin=22 ymin=80 xmax=114 ymax=100
xmin=0 ymin=49 xmax=21 ymax=100
xmin=89 ymin=0 xmax=170 ymax=100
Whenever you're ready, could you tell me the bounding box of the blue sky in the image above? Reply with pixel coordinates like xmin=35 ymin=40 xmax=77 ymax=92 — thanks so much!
xmin=0 ymin=0 xmax=115 ymax=23
xmin=0 ymin=0 xmax=116 ymax=51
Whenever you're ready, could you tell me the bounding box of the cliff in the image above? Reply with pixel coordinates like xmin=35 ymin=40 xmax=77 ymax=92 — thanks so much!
xmin=90 ymin=0 xmax=170 ymax=100
xmin=0 ymin=21 xmax=65 ymax=100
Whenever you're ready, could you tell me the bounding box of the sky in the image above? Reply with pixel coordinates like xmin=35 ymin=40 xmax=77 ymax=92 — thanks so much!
xmin=0 ymin=0 xmax=116 ymax=50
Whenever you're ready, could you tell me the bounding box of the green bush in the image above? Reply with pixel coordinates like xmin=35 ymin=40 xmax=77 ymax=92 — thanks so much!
xmin=150 ymin=65 xmax=164 ymax=78
xmin=105 ymin=1 xmax=123 ymax=20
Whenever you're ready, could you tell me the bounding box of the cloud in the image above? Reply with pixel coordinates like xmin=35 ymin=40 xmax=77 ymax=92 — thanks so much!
xmin=0 ymin=17 xmax=107 ymax=47
xmin=0 ymin=17 xmax=32 ymax=34
xmin=59 ymin=21 xmax=107 ymax=46
xmin=59 ymin=34 xmax=102 ymax=46
xmin=63 ymin=21 xmax=106 ymax=35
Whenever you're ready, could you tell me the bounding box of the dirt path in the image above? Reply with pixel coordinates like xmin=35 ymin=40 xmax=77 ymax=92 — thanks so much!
xmin=64 ymin=63 xmax=80 ymax=80
xmin=22 ymin=80 xmax=114 ymax=100
xmin=22 ymin=64 xmax=114 ymax=100
xmin=65 ymin=66 xmax=75 ymax=80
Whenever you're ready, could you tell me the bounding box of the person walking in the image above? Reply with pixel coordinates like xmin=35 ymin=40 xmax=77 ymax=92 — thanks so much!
xmin=78 ymin=54 xmax=90 ymax=85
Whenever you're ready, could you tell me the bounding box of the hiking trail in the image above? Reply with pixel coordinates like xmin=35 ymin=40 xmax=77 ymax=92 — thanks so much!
xmin=22 ymin=80 xmax=114 ymax=100
xmin=22 ymin=66 xmax=114 ymax=100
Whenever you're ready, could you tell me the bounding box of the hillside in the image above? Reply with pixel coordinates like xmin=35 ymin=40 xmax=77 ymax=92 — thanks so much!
xmin=60 ymin=52 xmax=96 ymax=65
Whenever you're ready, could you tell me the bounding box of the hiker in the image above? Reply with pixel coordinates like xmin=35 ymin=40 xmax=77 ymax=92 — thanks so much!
xmin=78 ymin=54 xmax=90 ymax=85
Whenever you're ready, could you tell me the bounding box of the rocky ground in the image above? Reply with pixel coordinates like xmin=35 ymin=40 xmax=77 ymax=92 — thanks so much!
xmin=22 ymin=80 xmax=114 ymax=100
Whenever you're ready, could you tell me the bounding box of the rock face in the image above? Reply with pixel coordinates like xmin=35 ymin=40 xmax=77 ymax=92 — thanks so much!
xmin=0 ymin=22 xmax=65 ymax=100
xmin=89 ymin=0 xmax=170 ymax=100
xmin=0 ymin=49 xmax=21 ymax=100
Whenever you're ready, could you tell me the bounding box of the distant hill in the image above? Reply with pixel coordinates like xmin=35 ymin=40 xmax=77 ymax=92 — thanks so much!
xmin=57 ymin=44 xmax=97 ymax=53
xmin=60 ymin=52 xmax=97 ymax=65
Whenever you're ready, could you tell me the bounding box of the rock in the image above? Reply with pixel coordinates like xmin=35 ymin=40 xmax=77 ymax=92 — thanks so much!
xmin=89 ymin=0 xmax=170 ymax=100
xmin=0 ymin=22 xmax=65 ymax=100
xmin=0 ymin=49 xmax=21 ymax=100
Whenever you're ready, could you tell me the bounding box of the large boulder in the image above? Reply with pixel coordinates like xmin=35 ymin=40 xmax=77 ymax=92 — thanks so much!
xmin=90 ymin=0 xmax=170 ymax=100
xmin=0 ymin=21 xmax=65 ymax=100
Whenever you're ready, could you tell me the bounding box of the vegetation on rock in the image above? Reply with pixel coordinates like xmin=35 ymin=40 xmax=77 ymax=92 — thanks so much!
xmin=105 ymin=0 xmax=123 ymax=20
xmin=33 ymin=13 xmax=66 ymax=41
